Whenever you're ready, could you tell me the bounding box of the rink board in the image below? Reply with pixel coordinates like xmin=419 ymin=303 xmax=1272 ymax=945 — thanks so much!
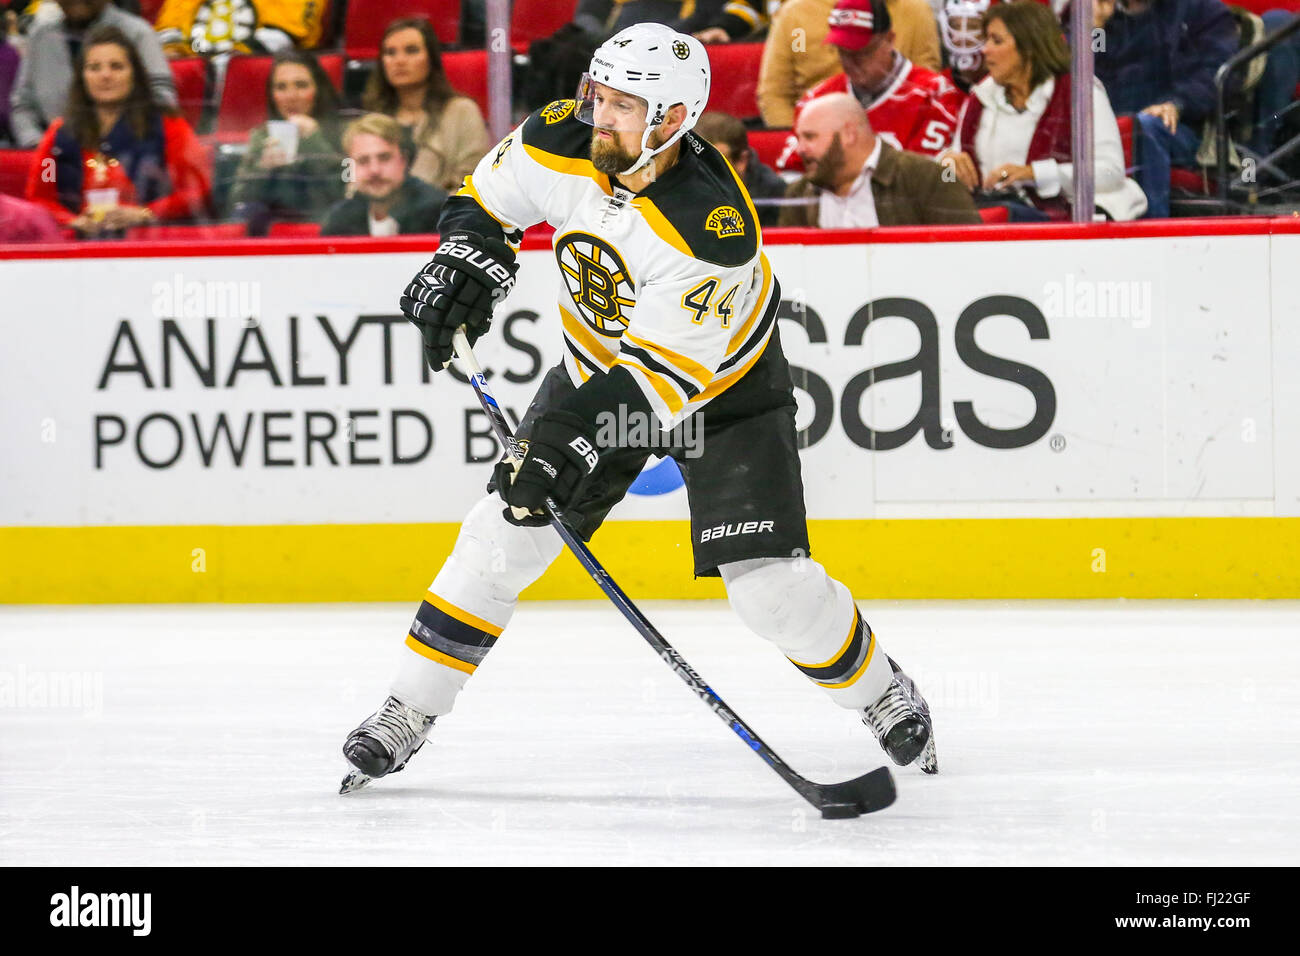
xmin=2 ymin=222 xmax=1298 ymax=600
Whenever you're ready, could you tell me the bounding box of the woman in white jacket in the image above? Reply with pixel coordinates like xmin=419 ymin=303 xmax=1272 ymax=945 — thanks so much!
xmin=939 ymin=0 xmax=1146 ymax=221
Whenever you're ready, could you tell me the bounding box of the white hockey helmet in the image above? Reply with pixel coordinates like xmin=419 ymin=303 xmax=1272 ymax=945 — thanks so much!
xmin=940 ymin=0 xmax=992 ymax=73
xmin=576 ymin=22 xmax=711 ymax=175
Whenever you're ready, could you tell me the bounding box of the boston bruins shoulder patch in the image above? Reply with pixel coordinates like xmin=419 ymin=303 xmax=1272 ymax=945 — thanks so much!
xmin=542 ymin=99 xmax=576 ymax=124
xmin=705 ymin=206 xmax=745 ymax=239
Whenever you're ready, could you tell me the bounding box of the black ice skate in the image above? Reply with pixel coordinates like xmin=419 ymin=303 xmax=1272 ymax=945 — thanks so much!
xmin=863 ymin=657 xmax=938 ymax=774
xmin=340 ymin=696 xmax=436 ymax=793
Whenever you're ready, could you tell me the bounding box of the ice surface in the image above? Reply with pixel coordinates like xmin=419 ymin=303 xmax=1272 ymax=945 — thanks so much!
xmin=2 ymin=601 xmax=1297 ymax=865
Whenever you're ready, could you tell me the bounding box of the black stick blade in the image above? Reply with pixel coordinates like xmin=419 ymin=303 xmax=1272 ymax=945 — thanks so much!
xmin=812 ymin=766 xmax=896 ymax=817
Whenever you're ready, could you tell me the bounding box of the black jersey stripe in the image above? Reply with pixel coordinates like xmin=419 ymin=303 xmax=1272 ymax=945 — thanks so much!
xmin=619 ymin=342 xmax=702 ymax=398
xmin=717 ymin=277 xmax=780 ymax=374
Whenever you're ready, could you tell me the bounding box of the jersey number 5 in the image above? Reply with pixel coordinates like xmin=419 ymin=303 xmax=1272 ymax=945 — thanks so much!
xmin=682 ymin=278 xmax=740 ymax=328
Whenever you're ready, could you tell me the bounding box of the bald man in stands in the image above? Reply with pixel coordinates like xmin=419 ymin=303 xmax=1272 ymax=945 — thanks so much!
xmin=779 ymin=92 xmax=979 ymax=228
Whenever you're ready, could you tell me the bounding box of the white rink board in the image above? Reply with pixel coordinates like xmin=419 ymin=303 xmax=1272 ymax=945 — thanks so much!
xmin=1272 ymin=234 xmax=1300 ymax=517
xmin=0 ymin=235 xmax=1289 ymax=526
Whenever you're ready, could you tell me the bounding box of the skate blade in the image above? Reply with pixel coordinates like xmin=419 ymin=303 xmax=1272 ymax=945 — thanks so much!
xmin=918 ymin=731 xmax=938 ymax=775
xmin=339 ymin=768 xmax=374 ymax=794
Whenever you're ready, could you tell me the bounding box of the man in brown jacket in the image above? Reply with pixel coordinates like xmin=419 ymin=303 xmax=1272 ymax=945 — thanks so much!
xmin=779 ymin=92 xmax=979 ymax=227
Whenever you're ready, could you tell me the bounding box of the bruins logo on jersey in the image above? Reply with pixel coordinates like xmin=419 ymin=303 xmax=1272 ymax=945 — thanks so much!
xmin=189 ymin=0 xmax=257 ymax=55
xmin=705 ymin=206 xmax=745 ymax=239
xmin=542 ymin=100 xmax=576 ymax=125
xmin=556 ymin=233 xmax=636 ymax=335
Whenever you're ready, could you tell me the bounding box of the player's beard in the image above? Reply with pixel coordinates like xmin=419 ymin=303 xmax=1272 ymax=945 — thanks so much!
xmin=591 ymin=127 xmax=660 ymax=175
xmin=805 ymin=132 xmax=847 ymax=191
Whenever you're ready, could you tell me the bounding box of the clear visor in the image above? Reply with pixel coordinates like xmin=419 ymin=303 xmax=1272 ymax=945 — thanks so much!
xmin=576 ymin=73 xmax=652 ymax=132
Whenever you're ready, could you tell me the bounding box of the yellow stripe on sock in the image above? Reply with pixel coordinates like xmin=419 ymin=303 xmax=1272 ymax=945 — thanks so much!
xmin=789 ymin=608 xmax=859 ymax=669
xmin=405 ymin=633 xmax=477 ymax=675
xmin=816 ymin=629 xmax=876 ymax=689
xmin=424 ymin=590 xmax=504 ymax=637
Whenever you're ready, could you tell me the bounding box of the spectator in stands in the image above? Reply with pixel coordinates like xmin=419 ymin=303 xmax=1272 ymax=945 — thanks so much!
xmin=228 ymin=49 xmax=345 ymax=234
xmin=939 ymin=0 xmax=995 ymax=94
xmin=0 ymin=192 xmax=62 ymax=241
xmin=1 ymin=26 xmax=17 ymax=144
xmin=795 ymin=0 xmax=961 ymax=156
xmin=154 ymin=0 xmax=327 ymax=57
xmin=25 ymin=25 xmax=210 ymax=235
xmin=781 ymin=91 xmax=979 ymax=225
xmin=686 ymin=0 xmax=771 ymax=43
xmin=321 ymin=112 xmax=446 ymax=237
xmin=572 ymin=1 xmax=727 ymax=39
xmin=694 ymin=110 xmax=788 ymax=226
xmin=1250 ymin=8 xmax=1300 ymax=161
xmin=9 ymin=0 xmax=175 ymax=147
xmin=363 ymin=16 xmax=489 ymax=193
xmin=939 ymin=1 xmax=1144 ymax=221
xmin=759 ymin=0 xmax=942 ymax=128
xmin=523 ymin=3 xmax=729 ymax=111
xmin=1082 ymin=0 xmax=1236 ymax=219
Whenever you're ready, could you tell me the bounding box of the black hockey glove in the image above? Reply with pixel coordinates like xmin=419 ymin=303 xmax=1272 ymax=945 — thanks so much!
xmin=493 ymin=365 xmax=656 ymax=527
xmin=399 ymin=231 xmax=519 ymax=371
xmin=494 ymin=410 xmax=601 ymax=523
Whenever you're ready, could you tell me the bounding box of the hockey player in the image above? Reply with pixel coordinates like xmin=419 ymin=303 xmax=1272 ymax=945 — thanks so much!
xmin=340 ymin=23 xmax=937 ymax=793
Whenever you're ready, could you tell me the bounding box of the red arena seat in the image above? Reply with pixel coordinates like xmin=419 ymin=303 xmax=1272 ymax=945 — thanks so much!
xmin=0 ymin=150 xmax=37 ymax=198
xmin=705 ymin=43 xmax=765 ymax=120
xmin=268 ymin=221 xmax=324 ymax=238
xmin=216 ymin=54 xmax=344 ymax=136
xmin=442 ymin=50 xmax=490 ymax=116
xmin=169 ymin=58 xmax=208 ymax=131
xmin=748 ymin=129 xmax=801 ymax=172
xmin=977 ymin=205 xmax=1010 ymax=223
xmin=126 ymin=223 xmax=249 ymax=241
xmin=510 ymin=0 xmax=578 ymax=51
xmin=1116 ymin=113 xmax=1134 ymax=171
xmin=345 ymin=1 xmax=461 ymax=59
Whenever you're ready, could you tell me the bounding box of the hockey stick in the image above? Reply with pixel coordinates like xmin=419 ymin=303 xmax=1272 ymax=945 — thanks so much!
xmin=451 ymin=330 xmax=895 ymax=818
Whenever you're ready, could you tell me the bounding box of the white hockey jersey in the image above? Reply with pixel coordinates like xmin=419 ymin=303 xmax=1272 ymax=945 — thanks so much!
xmin=443 ymin=99 xmax=780 ymax=429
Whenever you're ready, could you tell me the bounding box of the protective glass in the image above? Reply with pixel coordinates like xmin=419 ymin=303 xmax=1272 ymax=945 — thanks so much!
xmin=575 ymin=73 xmax=651 ymax=132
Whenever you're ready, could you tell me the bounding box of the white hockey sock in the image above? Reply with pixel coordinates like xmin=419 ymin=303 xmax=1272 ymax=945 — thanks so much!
xmin=391 ymin=495 xmax=562 ymax=716
xmin=721 ymin=557 xmax=893 ymax=711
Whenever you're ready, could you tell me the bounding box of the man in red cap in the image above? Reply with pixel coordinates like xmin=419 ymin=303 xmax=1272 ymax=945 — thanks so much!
xmin=796 ymin=0 xmax=964 ymax=158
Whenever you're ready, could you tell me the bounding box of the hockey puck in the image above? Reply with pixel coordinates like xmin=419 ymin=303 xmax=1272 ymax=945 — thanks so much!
xmin=820 ymin=803 xmax=862 ymax=820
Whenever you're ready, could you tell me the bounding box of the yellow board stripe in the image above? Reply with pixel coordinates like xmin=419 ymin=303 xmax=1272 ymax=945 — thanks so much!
xmin=4 ymin=518 xmax=1300 ymax=602
xmin=522 ymin=143 xmax=613 ymax=195
xmin=405 ymin=633 xmax=477 ymax=674
xmin=622 ymin=331 xmax=714 ymax=390
xmin=633 ymin=197 xmax=696 ymax=259
xmin=617 ymin=356 xmax=687 ymax=418
xmin=816 ymin=630 xmax=876 ymax=689
xmin=789 ymin=608 xmax=859 ymax=669
xmin=425 ymin=589 xmax=503 ymax=637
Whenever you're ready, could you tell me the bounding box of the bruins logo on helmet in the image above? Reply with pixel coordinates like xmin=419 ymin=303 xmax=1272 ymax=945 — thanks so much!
xmin=555 ymin=233 xmax=636 ymax=335
xmin=705 ymin=206 xmax=745 ymax=239
xmin=672 ymin=40 xmax=690 ymax=60
xmin=541 ymin=99 xmax=576 ymax=124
